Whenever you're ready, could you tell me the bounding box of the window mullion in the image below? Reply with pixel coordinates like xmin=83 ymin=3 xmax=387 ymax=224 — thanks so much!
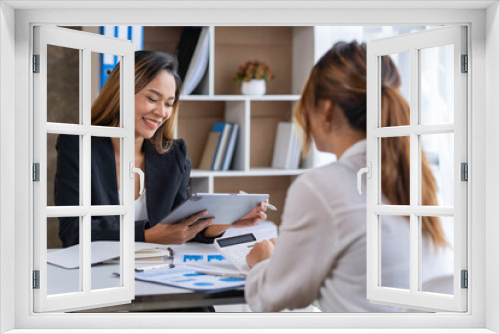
xmin=373 ymin=205 xmax=411 ymax=215
xmin=121 ymin=52 xmax=136 ymax=295
xmin=81 ymin=48 xmax=92 ymax=294
xmin=46 ymin=206 xmax=129 ymax=217
xmin=409 ymin=47 xmax=420 ymax=295
xmin=46 ymin=123 xmax=130 ymax=138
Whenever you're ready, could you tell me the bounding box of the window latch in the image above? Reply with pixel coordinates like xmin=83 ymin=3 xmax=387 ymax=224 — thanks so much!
xmin=357 ymin=162 xmax=372 ymax=195
xmin=129 ymin=162 xmax=145 ymax=195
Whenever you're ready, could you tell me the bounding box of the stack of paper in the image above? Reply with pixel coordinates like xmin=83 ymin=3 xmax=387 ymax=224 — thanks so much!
xmin=272 ymin=122 xmax=301 ymax=169
xmin=47 ymin=242 xmax=170 ymax=269
xmin=104 ymin=247 xmax=172 ymax=264
xmin=130 ymin=265 xmax=245 ymax=293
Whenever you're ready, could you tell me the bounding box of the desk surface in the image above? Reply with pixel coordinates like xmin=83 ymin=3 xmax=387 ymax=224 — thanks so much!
xmin=47 ymin=222 xmax=277 ymax=312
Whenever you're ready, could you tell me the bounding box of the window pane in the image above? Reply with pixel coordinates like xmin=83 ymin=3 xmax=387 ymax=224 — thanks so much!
xmin=91 ymin=51 xmax=121 ymax=126
xmin=380 ymin=215 xmax=410 ymax=290
xmin=91 ymin=215 xmax=122 ymax=290
xmin=47 ymin=45 xmax=81 ymax=124
xmin=420 ymin=216 xmax=454 ymax=295
xmin=47 ymin=216 xmax=81 ymax=295
xmin=380 ymin=51 xmax=410 ymax=127
xmin=420 ymin=133 xmax=454 ymax=206
xmin=47 ymin=217 xmax=63 ymax=249
xmin=380 ymin=137 xmax=410 ymax=205
xmin=49 ymin=134 xmax=81 ymax=206
xmin=91 ymin=136 xmax=122 ymax=205
xmin=420 ymin=44 xmax=454 ymax=125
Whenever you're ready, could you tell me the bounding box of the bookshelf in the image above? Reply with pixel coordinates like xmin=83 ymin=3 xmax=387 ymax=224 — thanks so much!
xmin=175 ymin=26 xmax=317 ymax=225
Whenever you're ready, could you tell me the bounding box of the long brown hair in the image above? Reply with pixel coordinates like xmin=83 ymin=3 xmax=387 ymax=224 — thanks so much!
xmin=294 ymin=41 xmax=446 ymax=249
xmin=91 ymin=51 xmax=182 ymax=154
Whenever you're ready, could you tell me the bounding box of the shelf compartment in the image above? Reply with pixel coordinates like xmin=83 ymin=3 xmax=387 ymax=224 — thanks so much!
xmin=143 ymin=26 xmax=184 ymax=55
xmin=190 ymin=177 xmax=213 ymax=194
xmin=250 ymin=100 xmax=297 ymax=169
xmin=214 ymin=26 xmax=293 ymax=95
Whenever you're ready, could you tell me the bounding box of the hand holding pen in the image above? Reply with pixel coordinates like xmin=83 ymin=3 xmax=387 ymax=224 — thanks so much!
xmin=202 ymin=191 xmax=277 ymax=236
xmin=238 ymin=190 xmax=277 ymax=211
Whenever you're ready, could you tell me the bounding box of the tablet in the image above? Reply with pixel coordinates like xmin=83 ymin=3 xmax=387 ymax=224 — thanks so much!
xmin=159 ymin=193 xmax=269 ymax=225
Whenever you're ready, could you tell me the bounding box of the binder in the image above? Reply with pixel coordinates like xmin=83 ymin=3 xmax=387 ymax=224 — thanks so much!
xmin=272 ymin=122 xmax=301 ymax=169
xmin=181 ymin=27 xmax=210 ymax=95
xmin=176 ymin=27 xmax=202 ymax=82
xmin=130 ymin=26 xmax=144 ymax=51
xmin=212 ymin=123 xmax=233 ymax=171
xmin=100 ymin=26 xmax=144 ymax=89
xmin=116 ymin=26 xmax=129 ymax=40
xmin=221 ymin=123 xmax=239 ymax=171
xmin=198 ymin=132 xmax=221 ymax=170
xmin=116 ymin=26 xmax=129 ymax=66
xmin=100 ymin=26 xmax=117 ymax=89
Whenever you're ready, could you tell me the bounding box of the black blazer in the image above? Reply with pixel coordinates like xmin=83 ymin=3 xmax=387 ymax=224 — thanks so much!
xmin=55 ymin=134 xmax=214 ymax=247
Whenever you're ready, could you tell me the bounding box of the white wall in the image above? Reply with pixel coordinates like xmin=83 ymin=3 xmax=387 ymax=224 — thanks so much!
xmin=0 ymin=2 xmax=16 ymax=333
xmin=485 ymin=2 xmax=500 ymax=333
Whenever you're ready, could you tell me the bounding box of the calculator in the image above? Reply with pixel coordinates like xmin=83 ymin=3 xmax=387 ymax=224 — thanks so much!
xmin=214 ymin=233 xmax=257 ymax=275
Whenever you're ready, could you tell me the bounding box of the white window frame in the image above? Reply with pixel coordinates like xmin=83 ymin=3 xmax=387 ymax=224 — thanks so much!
xmin=1 ymin=2 xmax=498 ymax=333
xmin=32 ymin=25 xmax=136 ymax=312
xmin=365 ymin=26 xmax=467 ymax=312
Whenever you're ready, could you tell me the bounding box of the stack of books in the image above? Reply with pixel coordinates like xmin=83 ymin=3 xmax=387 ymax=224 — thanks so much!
xmin=198 ymin=122 xmax=239 ymax=171
xmin=271 ymin=122 xmax=301 ymax=169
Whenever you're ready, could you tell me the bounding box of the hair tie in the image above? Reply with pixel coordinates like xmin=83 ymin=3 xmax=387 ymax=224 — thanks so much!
xmin=381 ymin=84 xmax=389 ymax=90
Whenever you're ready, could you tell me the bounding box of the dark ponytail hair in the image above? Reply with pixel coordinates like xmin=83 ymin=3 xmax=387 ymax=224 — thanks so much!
xmin=91 ymin=51 xmax=182 ymax=154
xmin=294 ymin=41 xmax=446 ymax=249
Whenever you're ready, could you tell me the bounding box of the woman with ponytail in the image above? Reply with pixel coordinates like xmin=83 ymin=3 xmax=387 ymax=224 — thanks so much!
xmin=244 ymin=41 xmax=451 ymax=312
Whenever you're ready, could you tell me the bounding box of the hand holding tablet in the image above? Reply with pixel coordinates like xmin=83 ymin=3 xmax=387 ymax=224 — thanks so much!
xmin=160 ymin=193 xmax=270 ymax=226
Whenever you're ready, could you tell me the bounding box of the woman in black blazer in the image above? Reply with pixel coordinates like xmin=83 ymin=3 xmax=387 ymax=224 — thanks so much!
xmin=55 ymin=51 xmax=266 ymax=248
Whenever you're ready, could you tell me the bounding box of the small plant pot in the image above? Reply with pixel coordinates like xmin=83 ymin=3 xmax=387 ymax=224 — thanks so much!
xmin=241 ymin=79 xmax=266 ymax=95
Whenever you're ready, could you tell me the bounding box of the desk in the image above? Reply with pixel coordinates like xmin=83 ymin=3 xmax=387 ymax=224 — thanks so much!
xmin=47 ymin=222 xmax=277 ymax=312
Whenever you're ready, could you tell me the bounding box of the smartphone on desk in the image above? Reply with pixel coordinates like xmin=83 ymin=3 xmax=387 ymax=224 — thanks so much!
xmin=214 ymin=233 xmax=257 ymax=275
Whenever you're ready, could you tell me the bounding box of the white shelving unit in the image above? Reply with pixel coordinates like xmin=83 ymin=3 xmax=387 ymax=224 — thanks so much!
xmin=175 ymin=26 xmax=317 ymax=225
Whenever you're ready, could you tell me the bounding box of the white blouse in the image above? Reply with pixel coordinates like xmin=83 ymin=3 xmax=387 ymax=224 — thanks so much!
xmin=118 ymin=189 xmax=148 ymax=221
xmin=134 ymin=190 xmax=148 ymax=221
xmin=244 ymin=139 xmax=453 ymax=312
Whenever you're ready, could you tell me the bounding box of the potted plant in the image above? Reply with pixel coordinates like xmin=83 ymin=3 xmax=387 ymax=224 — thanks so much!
xmin=235 ymin=60 xmax=275 ymax=95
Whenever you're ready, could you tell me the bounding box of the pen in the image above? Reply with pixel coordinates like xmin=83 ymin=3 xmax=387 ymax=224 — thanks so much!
xmin=195 ymin=270 xmax=246 ymax=279
xmin=135 ymin=263 xmax=174 ymax=272
xmin=238 ymin=191 xmax=277 ymax=211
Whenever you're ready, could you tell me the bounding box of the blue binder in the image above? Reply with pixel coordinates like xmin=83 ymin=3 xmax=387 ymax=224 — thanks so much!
xmin=210 ymin=122 xmax=226 ymax=170
xmin=99 ymin=26 xmax=144 ymax=89
xmin=100 ymin=26 xmax=117 ymax=89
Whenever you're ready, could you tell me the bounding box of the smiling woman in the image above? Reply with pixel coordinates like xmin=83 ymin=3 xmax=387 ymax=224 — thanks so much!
xmin=55 ymin=51 xmax=266 ymax=248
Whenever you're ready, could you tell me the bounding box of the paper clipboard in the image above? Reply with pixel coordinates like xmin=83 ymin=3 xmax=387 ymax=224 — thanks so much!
xmin=159 ymin=193 xmax=269 ymax=225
